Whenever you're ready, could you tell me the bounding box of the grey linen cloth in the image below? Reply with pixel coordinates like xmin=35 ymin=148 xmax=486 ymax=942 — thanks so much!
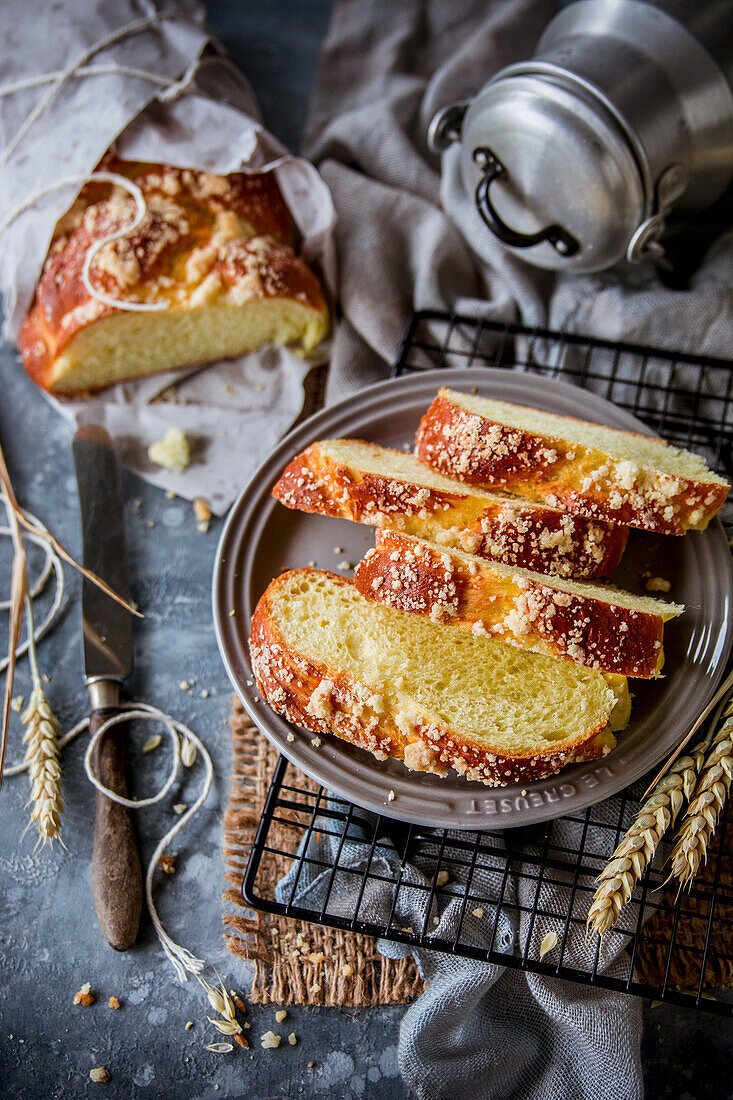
xmin=276 ymin=2 xmax=733 ymax=1098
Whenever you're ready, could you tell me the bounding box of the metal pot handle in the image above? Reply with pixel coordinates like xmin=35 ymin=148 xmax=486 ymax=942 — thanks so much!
xmin=473 ymin=148 xmax=580 ymax=257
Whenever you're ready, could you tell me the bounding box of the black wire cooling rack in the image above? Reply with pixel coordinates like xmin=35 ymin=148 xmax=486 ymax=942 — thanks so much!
xmin=242 ymin=311 xmax=733 ymax=1015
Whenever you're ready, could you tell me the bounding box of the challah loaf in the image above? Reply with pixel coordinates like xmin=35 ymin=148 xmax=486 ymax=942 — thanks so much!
xmin=19 ymin=157 xmax=329 ymax=395
xmin=354 ymin=530 xmax=683 ymax=678
xmin=250 ymin=569 xmax=631 ymax=787
xmin=416 ymin=388 xmax=729 ymax=535
xmin=273 ymin=438 xmax=627 ymax=579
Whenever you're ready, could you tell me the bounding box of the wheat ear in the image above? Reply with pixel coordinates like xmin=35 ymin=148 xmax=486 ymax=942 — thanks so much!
xmin=586 ymin=742 xmax=707 ymax=937
xmin=667 ymin=705 xmax=733 ymax=891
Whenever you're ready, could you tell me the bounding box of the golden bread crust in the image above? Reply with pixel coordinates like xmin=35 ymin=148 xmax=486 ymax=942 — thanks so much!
xmin=20 ymin=157 xmax=328 ymax=393
xmin=354 ymin=531 xmax=674 ymax=678
xmin=416 ymin=391 xmax=729 ymax=535
xmin=249 ymin=570 xmax=617 ymax=787
xmin=273 ymin=440 xmax=628 ymax=579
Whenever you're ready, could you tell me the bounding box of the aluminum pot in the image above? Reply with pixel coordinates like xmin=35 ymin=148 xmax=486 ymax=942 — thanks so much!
xmin=429 ymin=0 xmax=733 ymax=273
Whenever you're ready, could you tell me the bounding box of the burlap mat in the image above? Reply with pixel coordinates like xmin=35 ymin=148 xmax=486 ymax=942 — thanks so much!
xmin=222 ymin=699 xmax=425 ymax=1006
xmin=222 ymin=698 xmax=731 ymax=1000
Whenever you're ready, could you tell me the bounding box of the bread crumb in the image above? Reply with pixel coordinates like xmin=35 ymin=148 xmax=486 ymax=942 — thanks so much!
xmin=645 ymin=575 xmax=671 ymax=593
xmin=337 ymin=560 xmax=352 ymax=571
xmin=261 ymin=1031 xmax=281 ymax=1049
xmin=288 ymin=1032 xmax=297 ymax=1046
xmin=193 ymin=497 xmax=212 ymax=524
xmin=146 ymin=520 xmax=155 ymax=528
xmin=472 ymin=907 xmax=484 ymax=918
xmin=341 ymin=964 xmax=354 ymax=976
xmin=333 ymin=546 xmax=343 ymax=554
xmin=89 ymin=1067 xmax=109 ymax=1083
xmin=173 ymin=803 xmax=187 ymax=815
xmin=275 ymin=1010 xmax=287 ymax=1023
xmin=200 ymin=689 xmax=210 ymax=698
xmin=166 ymin=489 xmax=176 ymax=499
xmin=307 ymin=560 xmax=316 ymax=567
xmin=148 ymin=427 xmax=191 ymax=471
xmin=387 ymin=790 xmax=395 ymax=802
xmin=74 ymin=982 xmax=94 ymax=1006
xmin=435 ymin=870 xmax=450 ymax=887
xmin=197 ymin=521 xmax=210 ymax=533
xmin=108 ymin=996 xmax=120 ymax=1010
xmin=311 ymin=736 xmax=322 ymax=748
xmin=308 ymin=951 xmax=325 ymax=964
xmin=158 ymin=854 xmax=176 ymax=875
xmin=185 ymin=1021 xmax=194 ymax=1030
xmin=179 ymin=680 xmax=190 ymax=691
xmin=10 ymin=695 xmax=23 ymax=712
xmin=287 ymin=733 xmax=295 ymax=743
xmin=229 ymin=609 xmax=236 ymax=617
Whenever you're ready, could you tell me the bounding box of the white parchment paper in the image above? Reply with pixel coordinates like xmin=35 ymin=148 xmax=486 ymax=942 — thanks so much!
xmin=0 ymin=0 xmax=336 ymax=512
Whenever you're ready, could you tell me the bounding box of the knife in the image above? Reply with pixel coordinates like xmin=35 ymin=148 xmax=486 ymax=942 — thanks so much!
xmin=72 ymin=424 xmax=143 ymax=952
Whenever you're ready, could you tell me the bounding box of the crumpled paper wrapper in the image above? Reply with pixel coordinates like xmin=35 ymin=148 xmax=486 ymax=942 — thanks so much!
xmin=1 ymin=0 xmax=336 ymax=512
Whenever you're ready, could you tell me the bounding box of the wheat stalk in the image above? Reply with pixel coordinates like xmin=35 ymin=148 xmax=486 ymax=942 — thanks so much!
xmin=1 ymin=478 xmax=29 ymax=791
xmin=586 ymin=741 xmax=708 ymax=937
xmin=667 ymin=705 xmax=733 ymax=891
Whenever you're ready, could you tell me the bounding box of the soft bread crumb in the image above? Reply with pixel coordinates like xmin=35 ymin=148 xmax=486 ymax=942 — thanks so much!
xmin=90 ymin=1067 xmax=109 ymax=1084
xmin=148 ymin=427 xmax=191 ymax=470
xmin=261 ymin=1031 xmax=281 ymax=1049
xmin=645 ymin=575 xmax=672 ymax=593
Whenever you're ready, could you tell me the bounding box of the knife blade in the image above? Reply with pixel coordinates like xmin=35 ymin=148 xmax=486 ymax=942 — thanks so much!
xmin=73 ymin=424 xmax=142 ymax=952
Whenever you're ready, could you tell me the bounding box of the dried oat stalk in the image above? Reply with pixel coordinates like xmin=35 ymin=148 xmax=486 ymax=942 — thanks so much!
xmin=667 ymin=707 xmax=733 ymax=891
xmin=587 ymin=742 xmax=707 ymax=937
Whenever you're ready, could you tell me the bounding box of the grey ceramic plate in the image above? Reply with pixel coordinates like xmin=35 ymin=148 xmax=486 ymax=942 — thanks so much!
xmin=213 ymin=368 xmax=733 ymax=829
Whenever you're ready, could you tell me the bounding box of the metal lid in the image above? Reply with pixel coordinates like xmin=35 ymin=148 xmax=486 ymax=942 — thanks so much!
xmin=460 ymin=72 xmax=647 ymax=272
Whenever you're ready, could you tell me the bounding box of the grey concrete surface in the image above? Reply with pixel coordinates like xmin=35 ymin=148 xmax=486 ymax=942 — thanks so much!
xmin=0 ymin=2 xmax=731 ymax=1098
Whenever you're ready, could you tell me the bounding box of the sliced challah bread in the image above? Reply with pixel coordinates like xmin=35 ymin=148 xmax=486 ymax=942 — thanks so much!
xmin=273 ymin=438 xmax=627 ymax=579
xmin=354 ymin=530 xmax=683 ymax=678
xmin=250 ymin=569 xmax=631 ymax=787
xmin=416 ymin=388 xmax=729 ymax=535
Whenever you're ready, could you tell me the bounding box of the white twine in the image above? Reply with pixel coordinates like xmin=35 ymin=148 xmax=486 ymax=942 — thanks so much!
xmin=84 ymin=702 xmax=215 ymax=982
xmin=2 ymin=697 xmax=215 ymax=983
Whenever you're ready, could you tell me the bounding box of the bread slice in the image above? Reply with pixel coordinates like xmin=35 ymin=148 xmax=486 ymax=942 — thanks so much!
xmin=272 ymin=439 xmax=627 ymax=579
xmin=20 ymin=158 xmax=329 ymax=394
xmin=250 ymin=569 xmax=632 ymax=787
xmin=416 ymin=388 xmax=729 ymax=535
xmin=354 ymin=531 xmax=683 ymax=678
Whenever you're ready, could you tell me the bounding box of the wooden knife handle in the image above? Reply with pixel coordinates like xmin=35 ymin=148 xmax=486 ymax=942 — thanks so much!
xmin=90 ymin=707 xmax=143 ymax=951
